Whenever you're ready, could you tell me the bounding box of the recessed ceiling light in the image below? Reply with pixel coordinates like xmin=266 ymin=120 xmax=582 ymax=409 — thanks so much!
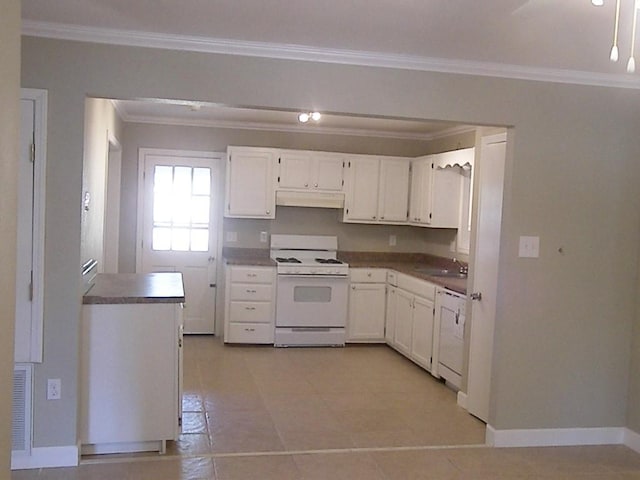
xmin=298 ymin=111 xmax=321 ymax=123
xmin=592 ymin=0 xmax=604 ymax=6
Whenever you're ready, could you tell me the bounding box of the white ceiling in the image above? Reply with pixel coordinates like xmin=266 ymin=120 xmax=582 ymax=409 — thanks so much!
xmin=21 ymin=0 xmax=640 ymax=134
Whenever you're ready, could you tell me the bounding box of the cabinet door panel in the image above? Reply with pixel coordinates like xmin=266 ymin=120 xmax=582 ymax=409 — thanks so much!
xmin=226 ymin=148 xmax=275 ymax=218
xmin=385 ymin=287 xmax=398 ymax=345
xmin=394 ymin=289 xmax=413 ymax=356
xmin=378 ymin=158 xmax=410 ymax=223
xmin=409 ymin=158 xmax=431 ymax=225
xmin=314 ymin=153 xmax=344 ymax=191
xmin=430 ymin=165 xmax=462 ymax=228
xmin=347 ymin=283 xmax=386 ymax=341
xmin=411 ymin=296 xmax=434 ymax=370
xmin=344 ymin=157 xmax=380 ymax=222
xmin=279 ymin=151 xmax=311 ymax=189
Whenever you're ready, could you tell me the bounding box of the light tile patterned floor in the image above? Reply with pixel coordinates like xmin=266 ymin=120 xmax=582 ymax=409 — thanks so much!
xmin=11 ymin=336 xmax=640 ymax=479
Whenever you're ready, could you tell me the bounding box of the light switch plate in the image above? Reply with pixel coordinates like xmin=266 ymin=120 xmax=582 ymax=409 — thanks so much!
xmin=389 ymin=235 xmax=397 ymax=246
xmin=260 ymin=231 xmax=268 ymax=243
xmin=519 ymin=236 xmax=540 ymax=258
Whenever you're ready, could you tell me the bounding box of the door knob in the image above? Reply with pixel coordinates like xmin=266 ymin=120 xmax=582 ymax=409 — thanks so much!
xmin=470 ymin=292 xmax=482 ymax=301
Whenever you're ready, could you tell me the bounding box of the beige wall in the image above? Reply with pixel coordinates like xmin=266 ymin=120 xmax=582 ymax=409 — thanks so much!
xmin=1 ymin=0 xmax=20 ymax=474
xmin=82 ymin=98 xmax=122 ymax=270
xmin=20 ymin=36 xmax=640 ymax=449
xmin=119 ymin=121 xmax=462 ymax=273
xmin=629 ymin=253 xmax=640 ymax=431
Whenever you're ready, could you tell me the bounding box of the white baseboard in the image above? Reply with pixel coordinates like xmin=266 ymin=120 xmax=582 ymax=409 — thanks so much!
xmin=486 ymin=425 xmax=625 ymax=448
xmin=457 ymin=391 xmax=468 ymax=410
xmin=11 ymin=445 xmax=79 ymax=470
xmin=624 ymin=428 xmax=640 ymax=453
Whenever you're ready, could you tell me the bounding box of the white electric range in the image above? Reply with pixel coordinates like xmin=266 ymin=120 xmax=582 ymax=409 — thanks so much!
xmin=270 ymin=235 xmax=349 ymax=347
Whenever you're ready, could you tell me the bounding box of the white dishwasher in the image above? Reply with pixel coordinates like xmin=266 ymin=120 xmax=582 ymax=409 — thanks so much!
xmin=437 ymin=289 xmax=466 ymax=389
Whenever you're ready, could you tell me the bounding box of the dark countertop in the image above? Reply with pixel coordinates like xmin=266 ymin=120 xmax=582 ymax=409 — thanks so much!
xmin=83 ymin=273 xmax=185 ymax=304
xmin=222 ymin=248 xmax=467 ymax=295
xmin=338 ymin=251 xmax=467 ymax=295
xmin=222 ymin=247 xmax=276 ymax=267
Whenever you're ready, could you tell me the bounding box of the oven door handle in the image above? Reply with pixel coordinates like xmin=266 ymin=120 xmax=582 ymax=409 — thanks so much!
xmin=278 ymin=274 xmax=348 ymax=279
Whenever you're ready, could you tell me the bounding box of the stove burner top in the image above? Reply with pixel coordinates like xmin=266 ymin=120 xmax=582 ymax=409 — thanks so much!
xmin=315 ymin=258 xmax=343 ymax=264
xmin=276 ymin=257 xmax=302 ymax=264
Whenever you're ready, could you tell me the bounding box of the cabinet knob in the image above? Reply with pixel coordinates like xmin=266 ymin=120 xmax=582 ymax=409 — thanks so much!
xmin=266 ymin=210 xmax=270 ymax=214
xmin=380 ymin=216 xmax=384 ymax=220
xmin=305 ymin=183 xmax=309 ymax=187
xmin=314 ymin=183 xmax=318 ymax=187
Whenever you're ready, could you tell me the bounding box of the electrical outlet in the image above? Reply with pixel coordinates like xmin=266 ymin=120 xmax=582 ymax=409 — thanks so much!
xmin=260 ymin=231 xmax=268 ymax=243
xmin=226 ymin=231 xmax=238 ymax=243
xmin=389 ymin=235 xmax=397 ymax=246
xmin=47 ymin=378 xmax=61 ymax=400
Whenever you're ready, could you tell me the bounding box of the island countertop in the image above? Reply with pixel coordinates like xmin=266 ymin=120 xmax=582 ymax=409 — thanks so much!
xmin=83 ymin=273 xmax=185 ymax=304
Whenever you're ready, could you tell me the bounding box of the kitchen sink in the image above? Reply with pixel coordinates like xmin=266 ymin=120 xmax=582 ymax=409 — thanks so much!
xmin=413 ymin=267 xmax=468 ymax=279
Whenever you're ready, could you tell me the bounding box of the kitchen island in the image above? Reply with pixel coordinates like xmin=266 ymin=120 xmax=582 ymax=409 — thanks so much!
xmin=81 ymin=272 xmax=184 ymax=455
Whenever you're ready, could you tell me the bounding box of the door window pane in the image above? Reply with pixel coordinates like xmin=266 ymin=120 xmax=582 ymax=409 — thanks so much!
xmin=151 ymin=165 xmax=212 ymax=252
xmin=191 ymin=229 xmax=209 ymax=252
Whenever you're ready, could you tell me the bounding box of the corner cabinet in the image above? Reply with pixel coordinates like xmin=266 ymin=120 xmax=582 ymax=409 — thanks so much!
xmin=347 ymin=268 xmax=387 ymax=342
xmin=410 ymin=151 xmax=466 ymax=228
xmin=343 ymin=156 xmax=410 ymax=224
xmin=225 ymin=147 xmax=277 ymax=218
xmin=385 ymin=272 xmax=436 ymax=373
xmin=224 ymin=265 xmax=276 ymax=344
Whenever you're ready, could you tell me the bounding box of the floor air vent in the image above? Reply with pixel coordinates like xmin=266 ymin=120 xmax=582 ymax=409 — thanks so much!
xmin=12 ymin=364 xmax=32 ymax=454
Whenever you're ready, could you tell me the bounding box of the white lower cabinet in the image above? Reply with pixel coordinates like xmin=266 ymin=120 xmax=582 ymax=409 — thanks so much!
xmin=224 ymin=265 xmax=276 ymax=344
xmin=386 ymin=272 xmax=436 ymax=373
xmin=81 ymin=302 xmax=183 ymax=454
xmin=347 ymin=268 xmax=386 ymax=342
xmin=411 ymin=295 xmax=435 ymax=370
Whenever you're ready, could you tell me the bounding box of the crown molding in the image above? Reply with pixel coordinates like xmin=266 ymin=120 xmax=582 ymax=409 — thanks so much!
xmin=117 ymin=110 xmax=474 ymax=141
xmin=22 ymin=20 xmax=640 ymax=90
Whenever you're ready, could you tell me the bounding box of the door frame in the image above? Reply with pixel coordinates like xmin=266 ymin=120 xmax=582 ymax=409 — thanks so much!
xmin=16 ymin=88 xmax=47 ymax=363
xmin=102 ymin=131 xmax=121 ymax=274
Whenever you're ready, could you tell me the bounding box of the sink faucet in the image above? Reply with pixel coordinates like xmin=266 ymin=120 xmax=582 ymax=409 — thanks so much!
xmin=452 ymin=257 xmax=468 ymax=275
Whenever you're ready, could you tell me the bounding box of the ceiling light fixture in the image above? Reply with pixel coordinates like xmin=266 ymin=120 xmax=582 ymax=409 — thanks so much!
xmin=298 ymin=111 xmax=321 ymax=123
xmin=600 ymin=0 xmax=640 ymax=72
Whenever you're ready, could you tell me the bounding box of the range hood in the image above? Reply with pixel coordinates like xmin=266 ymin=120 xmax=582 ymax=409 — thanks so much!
xmin=276 ymin=190 xmax=345 ymax=209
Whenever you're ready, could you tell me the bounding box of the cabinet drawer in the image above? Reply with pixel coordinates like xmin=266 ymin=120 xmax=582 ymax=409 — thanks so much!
xmin=229 ymin=301 xmax=272 ymax=323
xmin=387 ymin=270 xmax=398 ymax=286
xmin=230 ymin=266 xmax=273 ymax=284
xmin=230 ymin=283 xmax=272 ymax=301
xmin=226 ymin=322 xmax=274 ymax=344
xmin=397 ymin=273 xmax=435 ymax=300
xmin=350 ymin=268 xmax=387 ymax=283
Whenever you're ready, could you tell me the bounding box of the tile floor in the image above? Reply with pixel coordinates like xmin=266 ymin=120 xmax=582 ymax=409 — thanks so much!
xmin=11 ymin=336 xmax=640 ymax=479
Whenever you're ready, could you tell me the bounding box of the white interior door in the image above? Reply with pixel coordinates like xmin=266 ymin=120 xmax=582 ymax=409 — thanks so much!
xmin=138 ymin=149 xmax=220 ymax=334
xmin=466 ymin=133 xmax=507 ymax=423
xmin=14 ymin=90 xmax=46 ymax=364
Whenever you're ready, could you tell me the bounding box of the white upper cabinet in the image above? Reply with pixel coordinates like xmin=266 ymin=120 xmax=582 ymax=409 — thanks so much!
xmin=409 ymin=150 xmax=465 ymax=228
xmin=409 ymin=158 xmax=431 ymax=225
xmin=343 ymin=155 xmax=380 ymax=222
xmin=278 ymin=150 xmax=344 ymax=191
xmin=378 ymin=158 xmax=410 ymax=223
xmin=344 ymin=156 xmax=410 ymax=224
xmin=225 ymin=147 xmax=277 ymax=218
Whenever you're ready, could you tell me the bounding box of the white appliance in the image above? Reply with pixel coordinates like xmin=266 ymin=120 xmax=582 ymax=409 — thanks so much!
xmin=438 ymin=289 xmax=466 ymax=389
xmin=271 ymin=234 xmax=349 ymax=346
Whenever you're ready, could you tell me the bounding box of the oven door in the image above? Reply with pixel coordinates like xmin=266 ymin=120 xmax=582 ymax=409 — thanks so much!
xmin=276 ymin=275 xmax=348 ymax=328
